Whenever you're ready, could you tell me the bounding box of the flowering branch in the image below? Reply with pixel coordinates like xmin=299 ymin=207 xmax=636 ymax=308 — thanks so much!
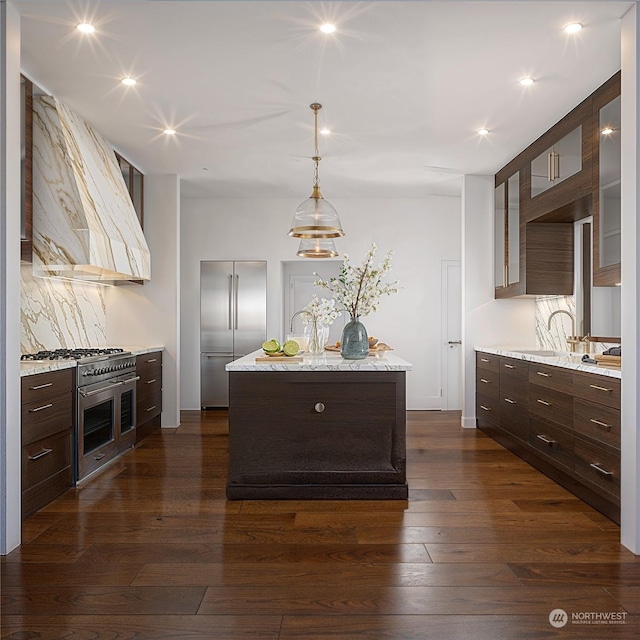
xmin=314 ymin=243 xmax=399 ymax=318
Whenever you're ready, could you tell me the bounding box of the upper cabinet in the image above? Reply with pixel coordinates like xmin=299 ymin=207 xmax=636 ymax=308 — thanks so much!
xmin=494 ymin=172 xmax=521 ymax=295
xmin=520 ymin=97 xmax=594 ymax=224
xmin=20 ymin=76 xmax=33 ymax=263
xmin=592 ymin=73 xmax=621 ymax=287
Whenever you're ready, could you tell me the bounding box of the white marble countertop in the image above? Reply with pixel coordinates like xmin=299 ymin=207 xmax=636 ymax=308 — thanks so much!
xmin=20 ymin=346 xmax=164 ymax=377
xmin=476 ymin=347 xmax=621 ymax=379
xmin=226 ymin=349 xmax=413 ymax=372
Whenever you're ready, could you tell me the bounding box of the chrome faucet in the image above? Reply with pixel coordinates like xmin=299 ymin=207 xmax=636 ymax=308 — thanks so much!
xmin=289 ymin=309 xmax=307 ymax=333
xmin=547 ymin=309 xmax=579 ymax=351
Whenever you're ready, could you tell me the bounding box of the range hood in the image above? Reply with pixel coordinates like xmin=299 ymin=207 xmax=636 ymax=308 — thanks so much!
xmin=32 ymin=96 xmax=150 ymax=282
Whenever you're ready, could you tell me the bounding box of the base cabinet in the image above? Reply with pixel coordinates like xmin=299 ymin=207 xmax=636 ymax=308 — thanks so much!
xmin=227 ymin=371 xmax=407 ymax=500
xmin=136 ymin=351 xmax=163 ymax=442
xmin=21 ymin=368 xmax=74 ymax=519
xmin=476 ymin=352 xmax=620 ymax=523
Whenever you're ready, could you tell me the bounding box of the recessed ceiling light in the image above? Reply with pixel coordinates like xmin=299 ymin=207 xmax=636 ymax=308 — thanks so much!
xmin=121 ymin=77 xmax=136 ymax=86
xmin=601 ymin=127 xmax=614 ymax=135
xmin=520 ymin=77 xmax=534 ymax=86
xmin=564 ymin=22 xmax=582 ymax=34
xmin=163 ymin=128 xmax=176 ymax=136
xmin=320 ymin=128 xmax=331 ymax=135
xmin=320 ymin=23 xmax=336 ymax=34
xmin=76 ymin=23 xmax=95 ymax=34
xmin=477 ymin=128 xmax=489 ymax=136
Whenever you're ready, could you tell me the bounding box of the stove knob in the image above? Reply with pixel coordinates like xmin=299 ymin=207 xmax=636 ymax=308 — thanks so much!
xmin=82 ymin=371 xmax=90 ymax=377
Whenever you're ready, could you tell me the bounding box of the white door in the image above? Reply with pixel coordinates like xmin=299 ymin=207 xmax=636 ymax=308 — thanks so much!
xmin=282 ymin=261 xmax=345 ymax=345
xmin=441 ymin=260 xmax=462 ymax=410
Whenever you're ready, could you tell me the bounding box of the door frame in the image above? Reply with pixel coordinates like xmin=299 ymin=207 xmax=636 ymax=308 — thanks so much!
xmin=440 ymin=259 xmax=462 ymax=411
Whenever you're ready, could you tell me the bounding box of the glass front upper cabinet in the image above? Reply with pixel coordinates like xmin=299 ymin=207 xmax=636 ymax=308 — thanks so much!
xmin=598 ymin=95 xmax=621 ymax=269
xmin=495 ymin=173 xmax=520 ymax=291
xmin=530 ymin=125 xmax=582 ymax=197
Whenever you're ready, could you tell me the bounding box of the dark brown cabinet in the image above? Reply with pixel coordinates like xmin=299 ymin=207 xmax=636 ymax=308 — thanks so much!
xmin=20 ymin=75 xmax=33 ymax=263
xmin=476 ymin=352 xmax=620 ymax=523
xmin=136 ymin=351 xmax=162 ymax=442
xmin=21 ymin=368 xmax=74 ymax=518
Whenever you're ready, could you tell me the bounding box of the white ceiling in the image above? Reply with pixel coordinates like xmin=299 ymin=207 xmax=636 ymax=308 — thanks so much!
xmin=16 ymin=1 xmax=631 ymax=199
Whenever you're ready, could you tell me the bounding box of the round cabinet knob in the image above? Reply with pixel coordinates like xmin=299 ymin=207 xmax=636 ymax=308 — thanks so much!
xmin=314 ymin=402 xmax=325 ymax=413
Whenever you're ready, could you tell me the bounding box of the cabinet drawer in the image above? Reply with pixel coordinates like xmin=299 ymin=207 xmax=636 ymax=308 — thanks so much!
xmin=21 ymin=368 xmax=73 ymax=405
xmin=22 ymin=393 xmax=73 ymax=445
xmin=476 ymin=368 xmax=499 ymax=400
xmin=22 ymin=430 xmax=71 ymax=492
xmin=499 ymin=357 xmax=529 ymax=389
xmin=574 ymin=398 xmax=620 ymax=449
xmin=500 ymin=397 xmax=528 ymax=441
xmin=22 ymin=466 xmax=72 ymax=520
xmin=136 ymin=352 xmax=162 ymax=378
xmin=477 ymin=393 xmax=500 ymax=428
xmin=529 ymin=385 xmax=573 ymax=428
xmin=476 ymin=352 xmax=500 ymax=373
xmin=528 ymin=363 xmax=573 ymax=394
xmin=574 ymin=437 xmax=620 ymax=499
xmin=529 ymin=417 xmax=574 ymax=470
xmin=573 ymin=372 xmax=620 ymax=409
xmin=137 ymin=387 xmax=162 ymax=423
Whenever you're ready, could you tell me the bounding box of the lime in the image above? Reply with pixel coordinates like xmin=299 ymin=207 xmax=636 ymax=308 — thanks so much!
xmin=262 ymin=339 xmax=281 ymax=353
xmin=283 ymin=340 xmax=299 ymax=356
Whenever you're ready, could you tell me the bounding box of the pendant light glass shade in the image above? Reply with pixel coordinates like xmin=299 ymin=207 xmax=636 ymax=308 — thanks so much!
xmin=289 ymin=103 xmax=345 ymax=241
xmin=296 ymin=238 xmax=339 ymax=258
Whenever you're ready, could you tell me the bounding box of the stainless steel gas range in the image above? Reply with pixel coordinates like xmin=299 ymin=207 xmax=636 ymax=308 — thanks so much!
xmin=21 ymin=348 xmax=139 ymax=482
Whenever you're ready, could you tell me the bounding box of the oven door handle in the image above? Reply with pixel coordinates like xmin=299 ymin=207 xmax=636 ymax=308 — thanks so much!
xmin=78 ymin=380 xmax=124 ymax=398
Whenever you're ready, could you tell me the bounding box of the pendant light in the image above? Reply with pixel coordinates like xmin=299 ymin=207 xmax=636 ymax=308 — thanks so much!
xmin=296 ymin=238 xmax=339 ymax=258
xmin=289 ymin=103 xmax=345 ymax=242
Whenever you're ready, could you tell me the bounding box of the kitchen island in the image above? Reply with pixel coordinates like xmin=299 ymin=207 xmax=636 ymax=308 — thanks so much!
xmin=225 ymin=350 xmax=412 ymax=500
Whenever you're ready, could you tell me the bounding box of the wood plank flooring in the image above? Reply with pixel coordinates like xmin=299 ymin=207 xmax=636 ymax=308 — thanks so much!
xmin=2 ymin=409 xmax=639 ymax=639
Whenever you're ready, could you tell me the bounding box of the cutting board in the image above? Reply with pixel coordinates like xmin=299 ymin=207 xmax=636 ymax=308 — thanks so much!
xmin=594 ymin=354 xmax=621 ymax=368
xmin=255 ymin=355 xmax=303 ymax=363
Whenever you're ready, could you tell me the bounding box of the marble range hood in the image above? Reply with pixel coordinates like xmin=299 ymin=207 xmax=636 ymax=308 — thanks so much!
xmin=32 ymin=96 xmax=150 ymax=281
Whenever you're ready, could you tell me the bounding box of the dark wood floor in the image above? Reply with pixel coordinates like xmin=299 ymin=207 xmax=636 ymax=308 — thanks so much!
xmin=2 ymin=410 xmax=639 ymax=639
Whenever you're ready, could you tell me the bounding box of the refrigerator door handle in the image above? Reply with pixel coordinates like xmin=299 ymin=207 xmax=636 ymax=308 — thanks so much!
xmin=234 ymin=274 xmax=239 ymax=330
xmin=228 ymin=274 xmax=233 ymax=330
xmin=202 ymin=352 xmax=234 ymax=358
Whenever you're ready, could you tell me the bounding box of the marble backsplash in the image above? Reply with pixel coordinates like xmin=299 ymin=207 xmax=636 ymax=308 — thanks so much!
xmin=536 ymin=295 xmax=619 ymax=353
xmin=21 ymin=265 xmax=106 ymax=353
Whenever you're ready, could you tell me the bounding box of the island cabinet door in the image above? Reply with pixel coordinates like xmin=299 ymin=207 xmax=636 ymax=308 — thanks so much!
xmin=227 ymin=371 xmax=407 ymax=498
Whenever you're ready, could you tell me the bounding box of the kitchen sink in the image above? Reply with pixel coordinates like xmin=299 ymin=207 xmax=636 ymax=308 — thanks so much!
xmin=510 ymin=349 xmax=584 ymax=363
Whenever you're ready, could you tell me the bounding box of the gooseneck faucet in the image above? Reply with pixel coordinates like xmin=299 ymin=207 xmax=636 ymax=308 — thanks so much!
xmin=547 ymin=309 xmax=579 ymax=351
xmin=289 ymin=310 xmax=307 ymax=333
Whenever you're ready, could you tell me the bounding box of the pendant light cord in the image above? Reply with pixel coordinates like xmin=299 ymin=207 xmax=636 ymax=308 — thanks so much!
xmin=311 ymin=103 xmax=322 ymax=191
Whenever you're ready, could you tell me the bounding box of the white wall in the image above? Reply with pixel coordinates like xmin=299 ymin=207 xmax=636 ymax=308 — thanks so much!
xmin=107 ymin=175 xmax=180 ymax=428
xmin=620 ymin=4 xmax=640 ymax=555
xmin=1 ymin=0 xmax=22 ymax=554
xmin=180 ymin=196 xmax=462 ymax=410
xmin=461 ymin=175 xmax=536 ymax=428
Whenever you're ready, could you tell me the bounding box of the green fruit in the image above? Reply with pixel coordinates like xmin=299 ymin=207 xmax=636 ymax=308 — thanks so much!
xmin=283 ymin=340 xmax=299 ymax=356
xmin=262 ymin=339 xmax=281 ymax=353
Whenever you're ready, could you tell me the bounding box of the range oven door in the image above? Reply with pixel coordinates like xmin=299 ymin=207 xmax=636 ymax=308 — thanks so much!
xmin=76 ymin=375 xmax=138 ymax=482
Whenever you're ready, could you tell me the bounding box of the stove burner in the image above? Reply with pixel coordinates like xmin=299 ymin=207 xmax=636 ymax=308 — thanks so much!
xmin=21 ymin=348 xmax=126 ymax=361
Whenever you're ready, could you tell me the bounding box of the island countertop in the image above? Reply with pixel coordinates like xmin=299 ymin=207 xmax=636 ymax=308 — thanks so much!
xmin=226 ymin=349 xmax=413 ymax=372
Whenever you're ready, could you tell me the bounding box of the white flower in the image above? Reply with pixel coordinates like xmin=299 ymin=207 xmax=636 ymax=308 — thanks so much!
xmin=314 ymin=243 xmax=399 ymax=318
xmin=301 ymin=294 xmax=340 ymax=326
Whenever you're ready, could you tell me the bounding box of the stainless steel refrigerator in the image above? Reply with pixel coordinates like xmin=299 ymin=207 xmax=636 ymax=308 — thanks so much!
xmin=200 ymin=261 xmax=267 ymax=407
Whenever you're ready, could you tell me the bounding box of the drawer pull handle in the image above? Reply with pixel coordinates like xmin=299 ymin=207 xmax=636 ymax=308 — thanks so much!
xmin=314 ymin=402 xmax=325 ymax=413
xmin=146 ymin=379 xmax=157 ymax=384
xmin=589 ymin=384 xmax=612 ymax=393
xmin=147 ymin=358 xmax=158 ymax=363
xmin=479 ymin=405 xmax=491 ymax=411
xmin=28 ymin=448 xmax=53 ymax=461
xmin=504 ymin=364 xmax=515 ymax=369
xmin=480 ymin=358 xmax=490 ymax=363
xmin=480 ymin=378 xmax=491 ymax=384
xmin=589 ymin=463 xmax=613 ymax=477
xmin=536 ymin=371 xmax=551 ymax=378
xmin=537 ymin=399 xmax=552 ymax=406
xmin=590 ymin=418 xmax=612 ymax=431
xmin=94 ymin=453 xmax=106 ymax=461
xmin=29 ymin=382 xmax=53 ymax=390
xmin=536 ymin=434 xmax=556 ymax=446
xmin=145 ymin=405 xmax=157 ymax=412
xmin=28 ymin=403 xmax=53 ymax=413
xmin=504 ymin=398 xmax=516 ymax=404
